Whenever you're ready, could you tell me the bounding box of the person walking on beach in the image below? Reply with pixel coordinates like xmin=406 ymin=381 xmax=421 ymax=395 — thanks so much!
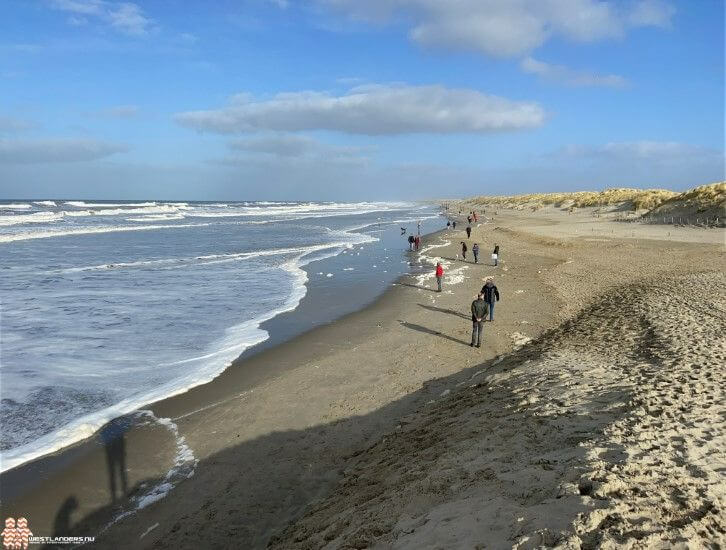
xmin=452 ymin=220 xmax=457 ymax=230
xmin=417 ymin=220 xmax=421 ymax=235
xmin=414 ymin=235 xmax=421 ymax=251
xmin=408 ymin=234 xmax=415 ymax=250
xmin=473 ymin=211 xmax=478 ymax=223
xmin=481 ymin=279 xmax=500 ymax=322
xmin=460 ymin=241 xmax=468 ymax=261
xmin=446 ymin=220 xmax=451 ymax=230
xmin=467 ymin=214 xmax=472 ymax=225
xmin=466 ymin=225 xmax=472 ymax=239
xmin=470 ymin=292 xmax=488 ymax=348
xmin=472 ymin=243 xmax=480 ymax=263
xmin=435 ymin=262 xmax=444 ymax=292
xmin=493 ymin=244 xmax=500 ymax=266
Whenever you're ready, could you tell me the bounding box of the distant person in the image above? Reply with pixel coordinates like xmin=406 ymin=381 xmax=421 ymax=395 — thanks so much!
xmin=493 ymin=244 xmax=500 ymax=266
xmin=435 ymin=262 xmax=444 ymax=292
xmin=417 ymin=220 xmax=422 ymax=235
xmin=414 ymin=235 xmax=421 ymax=250
xmin=460 ymin=241 xmax=468 ymax=260
xmin=446 ymin=220 xmax=451 ymax=230
xmin=452 ymin=220 xmax=457 ymax=230
xmin=467 ymin=214 xmax=472 ymax=224
xmin=470 ymin=292 xmax=488 ymax=348
xmin=481 ymin=279 xmax=500 ymax=322
xmin=408 ymin=234 xmax=415 ymax=250
xmin=472 ymin=243 xmax=480 ymax=264
xmin=466 ymin=225 xmax=472 ymax=239
xmin=473 ymin=211 xmax=478 ymax=223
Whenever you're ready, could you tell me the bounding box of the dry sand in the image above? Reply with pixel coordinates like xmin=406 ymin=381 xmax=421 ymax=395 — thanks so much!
xmin=6 ymin=207 xmax=723 ymax=549
xmin=268 ymin=209 xmax=725 ymax=549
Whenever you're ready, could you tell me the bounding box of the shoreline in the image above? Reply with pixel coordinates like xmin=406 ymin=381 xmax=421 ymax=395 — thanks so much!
xmin=0 ymin=222 xmax=449 ymax=532
xmin=2 ymin=207 xmax=723 ymax=548
xmin=0 ymin=210 xmax=440 ymax=474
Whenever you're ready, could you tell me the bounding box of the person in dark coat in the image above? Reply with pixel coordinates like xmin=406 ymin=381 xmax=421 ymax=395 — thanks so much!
xmin=470 ymin=292 xmax=488 ymax=348
xmin=466 ymin=225 xmax=472 ymax=239
xmin=481 ymin=279 xmax=500 ymax=321
xmin=460 ymin=241 xmax=468 ymax=260
xmin=493 ymin=243 xmax=500 ymax=266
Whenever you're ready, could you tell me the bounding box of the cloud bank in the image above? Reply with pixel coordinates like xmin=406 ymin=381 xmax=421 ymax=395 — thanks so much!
xmin=228 ymin=134 xmax=367 ymax=159
xmin=320 ymin=0 xmax=675 ymax=57
xmin=175 ymin=85 xmax=545 ymax=135
xmin=50 ymin=0 xmax=152 ymax=35
xmin=559 ymin=141 xmax=721 ymax=161
xmin=0 ymin=115 xmax=35 ymax=133
xmin=0 ymin=138 xmax=129 ymax=163
xmin=521 ymin=57 xmax=628 ymax=87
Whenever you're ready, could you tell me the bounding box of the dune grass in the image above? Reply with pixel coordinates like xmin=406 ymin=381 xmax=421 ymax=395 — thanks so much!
xmin=470 ymin=182 xmax=725 ymax=213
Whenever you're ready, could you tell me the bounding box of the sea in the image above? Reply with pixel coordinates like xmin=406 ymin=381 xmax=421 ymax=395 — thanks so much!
xmin=0 ymin=199 xmax=442 ymax=472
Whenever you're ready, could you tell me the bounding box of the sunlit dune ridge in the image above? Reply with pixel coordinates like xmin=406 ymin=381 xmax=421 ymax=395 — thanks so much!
xmin=468 ymin=181 xmax=725 ymax=213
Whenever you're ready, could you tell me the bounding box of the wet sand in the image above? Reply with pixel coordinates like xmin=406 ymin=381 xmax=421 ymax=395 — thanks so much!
xmin=2 ymin=207 xmax=723 ymax=548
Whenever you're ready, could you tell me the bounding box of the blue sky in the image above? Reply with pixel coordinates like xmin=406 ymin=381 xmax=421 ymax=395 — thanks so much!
xmin=0 ymin=0 xmax=723 ymax=200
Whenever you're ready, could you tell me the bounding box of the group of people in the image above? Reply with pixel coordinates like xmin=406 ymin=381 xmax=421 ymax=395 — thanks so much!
xmin=459 ymin=242 xmax=499 ymax=265
xmin=470 ymin=279 xmax=500 ymax=347
xmin=407 ymin=233 xmax=421 ymax=251
xmin=434 ymin=210 xmax=502 ymax=349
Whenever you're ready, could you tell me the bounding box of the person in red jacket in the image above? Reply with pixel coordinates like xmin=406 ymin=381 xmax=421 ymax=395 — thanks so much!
xmin=435 ymin=262 xmax=444 ymax=292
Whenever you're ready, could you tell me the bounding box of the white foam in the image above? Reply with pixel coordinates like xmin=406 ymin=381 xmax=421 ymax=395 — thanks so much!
xmin=0 ymin=211 xmax=64 ymax=226
xmin=126 ymin=213 xmax=186 ymax=222
xmin=0 ymin=203 xmax=32 ymax=209
xmin=1 ymin=228 xmax=378 ymax=471
xmin=64 ymin=201 xmax=158 ymax=208
xmin=64 ymin=204 xmax=187 ymax=217
xmin=0 ymin=222 xmax=211 ymax=243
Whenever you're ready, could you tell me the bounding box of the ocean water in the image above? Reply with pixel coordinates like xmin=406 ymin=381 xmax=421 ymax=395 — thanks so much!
xmin=0 ymin=200 xmax=441 ymax=471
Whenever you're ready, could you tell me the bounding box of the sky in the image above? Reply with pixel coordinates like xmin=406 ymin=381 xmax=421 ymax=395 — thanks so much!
xmin=0 ymin=0 xmax=723 ymax=201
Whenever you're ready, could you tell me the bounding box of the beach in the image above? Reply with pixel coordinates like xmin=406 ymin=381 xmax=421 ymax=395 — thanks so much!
xmin=2 ymin=205 xmax=724 ymax=548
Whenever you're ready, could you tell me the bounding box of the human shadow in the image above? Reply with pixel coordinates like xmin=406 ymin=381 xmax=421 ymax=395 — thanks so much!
xmin=397 ymin=281 xmax=438 ymax=293
xmin=3 ymin=290 xmax=651 ymax=549
xmin=417 ymin=303 xmax=469 ymax=320
xmin=398 ymin=320 xmax=471 ymax=346
xmin=99 ymin=416 xmax=132 ymax=503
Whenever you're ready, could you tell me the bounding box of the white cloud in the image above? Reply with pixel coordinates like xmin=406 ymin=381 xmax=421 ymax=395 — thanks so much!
xmin=0 ymin=116 xmax=35 ymax=133
xmin=228 ymin=134 xmax=367 ymax=159
xmin=521 ymin=57 xmax=628 ymax=87
xmin=627 ymin=0 xmax=676 ymax=27
xmin=175 ymin=84 xmax=545 ymax=135
xmin=320 ymin=0 xmax=675 ymax=57
xmin=560 ymin=141 xmax=719 ymax=160
xmin=50 ymin=0 xmax=152 ymax=35
xmin=0 ymin=138 xmax=129 ymax=163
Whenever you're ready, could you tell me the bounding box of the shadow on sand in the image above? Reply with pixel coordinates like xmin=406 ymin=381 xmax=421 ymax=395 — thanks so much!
xmin=417 ymin=303 xmax=470 ymax=320
xmin=8 ymin=297 xmax=643 ymax=549
xmin=398 ymin=320 xmax=471 ymax=347
xmin=397 ymin=281 xmax=438 ymax=293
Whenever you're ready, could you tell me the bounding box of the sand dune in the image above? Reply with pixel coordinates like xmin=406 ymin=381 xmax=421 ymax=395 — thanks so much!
xmin=468 ymin=182 xmax=725 ymax=224
xmin=270 ymin=271 xmax=725 ymax=549
xmin=648 ymin=182 xmax=726 ymax=221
